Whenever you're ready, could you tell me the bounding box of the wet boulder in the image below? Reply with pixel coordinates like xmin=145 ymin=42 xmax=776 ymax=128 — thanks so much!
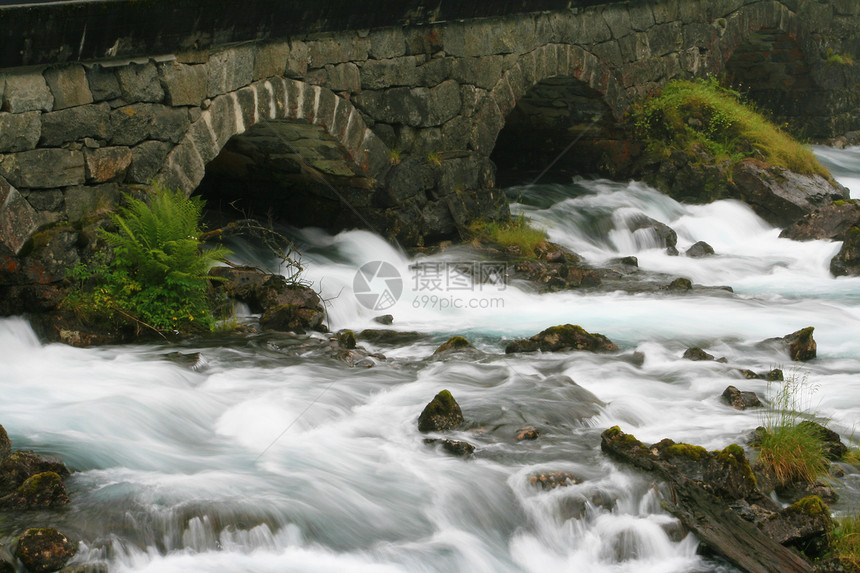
xmin=666 ymin=277 xmax=692 ymax=290
xmin=357 ymin=329 xmax=427 ymax=345
xmin=516 ymin=426 xmax=540 ymax=441
xmin=785 ymin=327 xmax=817 ymax=361
xmin=373 ymin=314 xmax=394 ymax=325
xmin=432 ymin=336 xmax=473 ymax=355
xmin=417 ymin=390 xmax=464 ymax=432
xmin=15 ymin=528 xmax=76 ymax=573
xmin=759 ymin=496 xmax=834 ymax=559
xmin=0 ymin=451 xmax=69 ymax=492
xmin=1 ymin=471 xmax=69 ymax=510
xmin=259 ymin=303 xmax=325 ymax=333
xmin=797 ymin=421 xmax=847 ymax=461
xmin=686 ymin=241 xmax=715 ymax=258
xmin=0 ymin=425 xmax=9 ymax=461
xmin=423 ymin=438 xmax=474 ymax=457
xmin=336 ymin=330 xmax=356 ymax=349
xmin=831 ymin=226 xmax=860 ymax=277
xmin=779 ymin=201 xmax=860 ymax=241
xmin=683 ymin=347 xmax=714 ymax=361
xmin=528 ymin=471 xmax=580 ymax=490
xmin=505 ymin=324 xmax=618 ymax=354
xmin=627 ymin=214 xmax=678 ymax=253
xmin=722 ymin=386 xmax=763 ymax=410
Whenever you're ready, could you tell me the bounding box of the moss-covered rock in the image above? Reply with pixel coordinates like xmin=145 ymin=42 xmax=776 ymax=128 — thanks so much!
xmin=760 ymin=495 xmax=834 ymax=558
xmin=432 ymin=336 xmax=473 ymax=355
xmin=0 ymin=450 xmax=69 ymax=493
xmin=15 ymin=528 xmax=76 ymax=573
xmin=505 ymin=324 xmax=618 ymax=354
xmin=2 ymin=471 xmax=69 ymax=510
xmin=797 ymin=421 xmax=848 ymax=461
xmin=683 ymin=346 xmax=714 ymax=361
xmin=423 ymin=438 xmax=474 ymax=457
xmin=336 ymin=329 xmax=356 ymax=349
xmin=417 ymin=390 xmax=464 ymax=433
xmin=0 ymin=425 xmax=9 ymax=462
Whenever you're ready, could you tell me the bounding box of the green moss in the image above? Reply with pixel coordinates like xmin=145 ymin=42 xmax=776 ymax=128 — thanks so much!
xmin=434 ymin=390 xmax=456 ymax=410
xmin=604 ymin=426 xmax=623 ymax=439
xmin=16 ymin=472 xmax=61 ymax=497
xmin=468 ymin=214 xmax=547 ymax=257
xmin=788 ymin=495 xmax=829 ymax=517
xmin=632 ymin=77 xmax=831 ymax=180
xmin=834 ymin=200 xmax=847 ymax=207
xmin=544 ymin=324 xmax=587 ymax=337
xmin=716 ymin=444 xmax=757 ymax=486
xmin=665 ymin=443 xmax=708 ymax=460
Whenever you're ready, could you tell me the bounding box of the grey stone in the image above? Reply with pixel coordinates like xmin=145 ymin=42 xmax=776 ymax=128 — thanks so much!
xmin=360 ymin=57 xmax=420 ymax=89
xmin=109 ymin=104 xmax=190 ymax=146
xmin=185 ymin=116 xmax=220 ymax=165
xmin=253 ymin=41 xmax=289 ymax=80
xmin=369 ymin=27 xmax=406 ymax=59
xmin=629 ymin=4 xmax=656 ymax=31
xmin=285 ymin=41 xmax=309 ymax=77
xmin=116 ymin=61 xmax=164 ymax=103
xmin=2 ymin=71 xmax=53 ymax=113
xmin=0 ymin=112 xmax=41 ymax=152
xmin=648 ymin=22 xmax=683 ymax=57
xmin=39 ymin=102 xmax=111 ymax=147
xmin=84 ymin=147 xmax=133 ymax=183
xmin=0 ymin=177 xmax=40 ymax=255
xmin=0 ymin=149 xmax=85 ymax=189
xmin=64 ymin=183 xmax=120 ymax=222
xmin=208 ymin=46 xmax=255 ymax=97
xmin=127 ymin=140 xmax=174 ymax=184
xmin=43 ymin=65 xmax=93 ymax=110
xmin=326 ymin=62 xmax=361 ymax=92
xmin=418 ymin=57 xmax=453 ymax=87
xmin=354 ymin=79 xmax=460 ymax=128
xmin=158 ymin=62 xmax=207 ymax=106
xmin=308 ymin=36 xmax=368 ymax=68
xmin=85 ymin=64 xmax=122 ymax=101
xmin=24 ymin=189 xmax=63 ymax=212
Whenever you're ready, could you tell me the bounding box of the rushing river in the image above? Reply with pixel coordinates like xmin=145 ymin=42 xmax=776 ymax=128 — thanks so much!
xmin=1 ymin=147 xmax=860 ymax=572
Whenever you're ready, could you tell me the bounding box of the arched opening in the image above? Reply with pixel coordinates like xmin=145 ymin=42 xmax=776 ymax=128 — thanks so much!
xmin=490 ymin=77 xmax=623 ymax=187
xmin=724 ymin=28 xmax=821 ymax=138
xmin=195 ymin=119 xmax=376 ymax=231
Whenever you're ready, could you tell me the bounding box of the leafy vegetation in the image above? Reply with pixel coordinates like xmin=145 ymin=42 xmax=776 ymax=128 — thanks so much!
xmin=756 ymin=372 xmax=829 ymax=487
xmin=632 ymin=77 xmax=830 ymax=179
xmin=63 ymin=184 xmax=230 ymax=333
xmin=825 ymin=48 xmax=854 ymax=66
xmin=468 ymin=214 xmax=547 ymax=255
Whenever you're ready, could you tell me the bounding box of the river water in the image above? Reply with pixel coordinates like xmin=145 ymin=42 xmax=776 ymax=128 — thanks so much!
xmin=1 ymin=147 xmax=859 ymax=572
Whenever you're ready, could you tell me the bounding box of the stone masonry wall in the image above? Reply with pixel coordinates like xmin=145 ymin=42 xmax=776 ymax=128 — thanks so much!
xmin=0 ymin=0 xmax=858 ymax=313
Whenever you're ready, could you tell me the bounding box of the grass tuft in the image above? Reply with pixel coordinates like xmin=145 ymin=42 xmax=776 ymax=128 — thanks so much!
xmin=756 ymin=371 xmax=829 ymax=487
xmin=632 ymin=77 xmax=830 ymax=179
xmin=830 ymin=514 xmax=860 ymax=569
xmin=468 ymin=214 xmax=547 ymax=255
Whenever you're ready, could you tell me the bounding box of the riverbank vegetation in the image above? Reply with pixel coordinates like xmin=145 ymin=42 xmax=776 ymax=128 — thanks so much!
xmin=632 ymin=77 xmax=830 ymax=179
xmin=63 ymin=185 xmax=229 ymax=334
xmin=468 ymin=214 xmax=546 ymax=255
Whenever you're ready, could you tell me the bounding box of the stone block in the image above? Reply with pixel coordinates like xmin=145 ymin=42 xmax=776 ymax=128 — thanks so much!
xmin=116 ymin=61 xmax=165 ymax=103
xmin=207 ymin=94 xmax=239 ymax=149
xmin=127 ymin=140 xmax=173 ymax=183
xmin=326 ymin=62 xmax=361 ymax=92
xmin=109 ymin=104 xmax=190 ymax=146
xmin=0 ymin=176 xmax=39 ymax=255
xmin=417 ymin=57 xmax=453 ymax=87
xmin=285 ymin=41 xmax=309 ymax=77
xmin=0 ymin=112 xmax=40 ymax=153
xmin=165 ymin=139 xmax=206 ymax=190
xmin=369 ymin=28 xmax=406 ymax=60
xmin=315 ymin=89 xmax=338 ymax=130
xmin=307 ymin=35 xmax=368 ymax=68
xmin=629 ymin=4 xmax=657 ymax=31
xmin=208 ymin=46 xmax=254 ymax=97
xmin=84 ymin=147 xmax=133 ymax=183
xmin=354 ymin=79 xmax=460 ymax=128
xmin=24 ymin=189 xmax=63 ymax=212
xmin=85 ymin=64 xmax=122 ymax=101
xmin=253 ymin=41 xmax=289 ymax=80
xmin=2 ymin=71 xmax=53 ymax=113
xmin=39 ymin=102 xmax=111 ymax=147
xmin=64 ymin=183 xmax=120 ymax=222
xmin=43 ymin=65 xmax=93 ymax=110
xmin=648 ymin=22 xmax=683 ymax=57
xmin=158 ymin=62 xmax=207 ymax=106
xmin=0 ymin=149 xmax=85 ymax=189
xmin=360 ymin=57 xmax=419 ymax=89
xmin=451 ymin=56 xmax=504 ymax=90
xmin=235 ymin=86 xmax=258 ymax=131
xmin=186 ymin=115 xmax=220 ymax=165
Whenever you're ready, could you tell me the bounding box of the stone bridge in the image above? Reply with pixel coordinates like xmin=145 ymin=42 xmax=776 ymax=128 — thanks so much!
xmin=0 ymin=0 xmax=858 ymax=289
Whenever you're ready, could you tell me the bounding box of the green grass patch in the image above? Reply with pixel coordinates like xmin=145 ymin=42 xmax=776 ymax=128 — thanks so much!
xmin=63 ymin=184 xmax=231 ymax=333
xmin=756 ymin=372 xmax=829 ymax=487
xmin=468 ymin=214 xmax=547 ymax=255
xmin=632 ymin=77 xmax=830 ymax=179
xmin=826 ymin=49 xmax=854 ymax=66
xmin=830 ymin=514 xmax=860 ymax=569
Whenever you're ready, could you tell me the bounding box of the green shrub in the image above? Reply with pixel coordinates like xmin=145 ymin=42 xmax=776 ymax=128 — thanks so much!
xmin=632 ymin=77 xmax=830 ymax=179
xmin=64 ymin=184 xmax=230 ymax=333
xmin=756 ymin=372 xmax=829 ymax=486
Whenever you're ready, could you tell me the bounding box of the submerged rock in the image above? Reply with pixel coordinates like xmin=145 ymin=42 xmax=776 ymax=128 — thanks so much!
xmin=627 ymin=214 xmax=678 ymax=253
xmin=683 ymin=347 xmax=714 ymax=361
xmin=356 ymin=329 xmax=427 ymax=345
xmin=831 ymin=226 xmax=860 ymax=277
xmin=432 ymin=336 xmax=473 ymax=355
xmin=15 ymin=528 xmax=76 ymax=573
xmin=516 ymin=426 xmax=540 ymax=441
xmin=417 ymin=390 xmax=464 ymax=433
xmin=336 ymin=330 xmax=357 ymax=349
xmin=505 ymin=324 xmax=618 ymax=354
xmin=423 ymin=438 xmax=474 ymax=457
xmin=686 ymin=241 xmax=715 ymax=258
xmin=373 ymin=314 xmax=394 ymax=325
xmin=666 ymin=277 xmax=692 ymax=290
xmin=722 ymin=386 xmax=763 ymax=410
xmin=528 ymin=471 xmax=580 ymax=490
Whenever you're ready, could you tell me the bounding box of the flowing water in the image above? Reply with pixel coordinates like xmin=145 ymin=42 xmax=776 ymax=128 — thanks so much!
xmin=1 ymin=147 xmax=860 ymax=572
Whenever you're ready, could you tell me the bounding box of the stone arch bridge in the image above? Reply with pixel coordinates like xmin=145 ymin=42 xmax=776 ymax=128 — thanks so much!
xmin=0 ymin=0 xmax=858 ymax=280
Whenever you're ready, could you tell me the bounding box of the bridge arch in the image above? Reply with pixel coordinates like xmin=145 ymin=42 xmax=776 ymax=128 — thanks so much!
xmin=154 ymin=77 xmax=390 ymax=225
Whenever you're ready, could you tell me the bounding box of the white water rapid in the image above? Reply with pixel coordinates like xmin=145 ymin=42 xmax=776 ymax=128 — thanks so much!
xmin=1 ymin=147 xmax=859 ymax=572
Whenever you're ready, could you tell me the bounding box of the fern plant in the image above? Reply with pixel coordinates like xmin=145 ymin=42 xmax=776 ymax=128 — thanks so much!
xmin=65 ymin=185 xmax=230 ymax=332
